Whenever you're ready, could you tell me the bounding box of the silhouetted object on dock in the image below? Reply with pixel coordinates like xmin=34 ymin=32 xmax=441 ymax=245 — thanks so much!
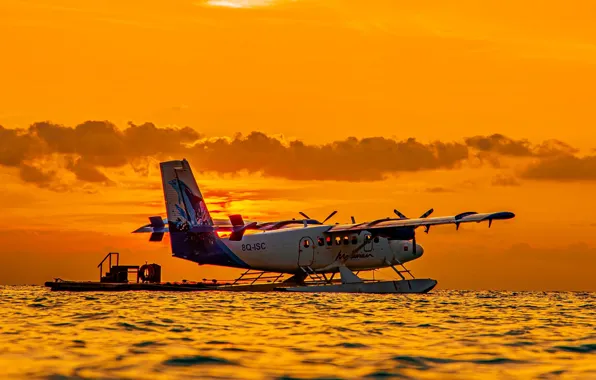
xmin=44 ymin=252 xmax=183 ymax=291
xmin=96 ymin=252 xmax=161 ymax=283
xmin=139 ymin=263 xmax=161 ymax=283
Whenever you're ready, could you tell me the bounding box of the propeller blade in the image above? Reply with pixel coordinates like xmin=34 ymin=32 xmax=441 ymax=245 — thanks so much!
xmin=393 ymin=209 xmax=408 ymax=219
xmin=419 ymin=208 xmax=434 ymax=219
xmin=322 ymin=210 xmax=338 ymax=224
xmin=299 ymin=212 xmax=310 ymax=220
xmin=351 ymin=216 xmax=356 ymax=224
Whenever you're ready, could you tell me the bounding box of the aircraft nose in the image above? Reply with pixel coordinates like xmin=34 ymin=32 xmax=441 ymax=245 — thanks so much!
xmin=415 ymin=244 xmax=424 ymax=257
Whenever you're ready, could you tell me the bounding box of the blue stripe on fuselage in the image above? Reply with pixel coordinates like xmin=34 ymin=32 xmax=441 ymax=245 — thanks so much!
xmin=170 ymin=231 xmax=250 ymax=269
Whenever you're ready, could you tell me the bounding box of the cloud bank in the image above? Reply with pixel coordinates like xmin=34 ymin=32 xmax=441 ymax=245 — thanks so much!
xmin=0 ymin=121 xmax=592 ymax=189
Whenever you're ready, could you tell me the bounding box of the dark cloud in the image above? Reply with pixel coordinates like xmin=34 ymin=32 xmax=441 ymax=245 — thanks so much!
xmin=522 ymin=155 xmax=596 ymax=181
xmin=465 ymin=134 xmax=576 ymax=157
xmin=0 ymin=121 xmax=587 ymax=188
xmin=465 ymin=134 xmax=533 ymax=156
xmin=29 ymin=121 xmax=201 ymax=167
xmin=1 ymin=121 xmax=199 ymax=187
xmin=0 ymin=126 xmax=41 ymax=166
xmin=19 ymin=164 xmax=56 ymax=186
xmin=192 ymin=134 xmax=469 ymax=181
xmin=2 ymin=124 xmax=474 ymax=185
xmin=66 ymin=158 xmax=114 ymax=184
xmin=533 ymin=139 xmax=579 ymax=157
xmin=123 ymin=122 xmax=201 ymax=157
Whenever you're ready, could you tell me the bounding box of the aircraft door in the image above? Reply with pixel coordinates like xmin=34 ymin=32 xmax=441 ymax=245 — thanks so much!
xmin=363 ymin=234 xmax=374 ymax=252
xmin=298 ymin=237 xmax=316 ymax=267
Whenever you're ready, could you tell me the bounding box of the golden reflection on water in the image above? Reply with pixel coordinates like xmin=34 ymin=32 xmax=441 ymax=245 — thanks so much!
xmin=0 ymin=287 xmax=594 ymax=379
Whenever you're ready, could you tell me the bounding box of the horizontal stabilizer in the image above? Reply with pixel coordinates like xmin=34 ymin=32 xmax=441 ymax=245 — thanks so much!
xmin=229 ymin=222 xmax=258 ymax=241
xmin=132 ymin=225 xmax=169 ymax=233
xmin=132 ymin=216 xmax=168 ymax=233
xmin=228 ymin=214 xmax=245 ymax=227
xmin=148 ymin=216 xmax=165 ymax=228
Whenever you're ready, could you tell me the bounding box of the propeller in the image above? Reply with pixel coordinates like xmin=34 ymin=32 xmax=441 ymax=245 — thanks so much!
xmin=298 ymin=211 xmax=310 ymax=219
xmin=393 ymin=208 xmax=434 ymax=234
xmin=419 ymin=208 xmax=434 ymax=219
xmin=393 ymin=208 xmax=434 ymax=219
xmin=393 ymin=209 xmax=407 ymax=219
xmin=298 ymin=210 xmax=338 ymax=225
xmin=322 ymin=210 xmax=338 ymax=224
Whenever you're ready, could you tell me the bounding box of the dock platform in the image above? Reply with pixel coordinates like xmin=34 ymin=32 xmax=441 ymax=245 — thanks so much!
xmin=44 ymin=280 xmax=284 ymax=292
xmin=44 ymin=280 xmax=212 ymax=292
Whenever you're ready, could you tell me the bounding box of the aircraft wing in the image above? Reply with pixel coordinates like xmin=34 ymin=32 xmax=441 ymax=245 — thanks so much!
xmin=326 ymin=211 xmax=515 ymax=233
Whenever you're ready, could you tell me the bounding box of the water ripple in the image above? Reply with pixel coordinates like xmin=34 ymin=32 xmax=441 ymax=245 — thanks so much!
xmin=0 ymin=287 xmax=594 ymax=379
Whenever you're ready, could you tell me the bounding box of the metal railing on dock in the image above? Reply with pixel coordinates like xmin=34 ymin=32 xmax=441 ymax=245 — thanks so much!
xmin=98 ymin=252 xmax=119 ymax=279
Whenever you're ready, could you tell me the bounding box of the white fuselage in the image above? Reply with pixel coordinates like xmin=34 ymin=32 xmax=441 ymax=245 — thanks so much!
xmin=220 ymin=225 xmax=424 ymax=273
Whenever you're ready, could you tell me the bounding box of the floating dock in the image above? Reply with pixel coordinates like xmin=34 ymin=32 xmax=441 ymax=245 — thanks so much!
xmin=44 ymin=280 xmax=211 ymax=292
xmin=45 ymin=252 xmax=437 ymax=294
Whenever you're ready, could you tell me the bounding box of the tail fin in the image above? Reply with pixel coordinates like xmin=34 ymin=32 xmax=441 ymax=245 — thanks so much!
xmin=159 ymin=159 xmax=249 ymax=268
xmin=160 ymin=159 xmax=213 ymax=231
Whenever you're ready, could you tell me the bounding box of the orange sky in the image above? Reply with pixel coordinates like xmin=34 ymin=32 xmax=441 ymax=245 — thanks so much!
xmin=1 ymin=0 xmax=595 ymax=289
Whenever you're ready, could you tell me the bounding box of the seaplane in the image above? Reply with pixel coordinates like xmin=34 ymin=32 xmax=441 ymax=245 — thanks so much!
xmin=133 ymin=159 xmax=515 ymax=293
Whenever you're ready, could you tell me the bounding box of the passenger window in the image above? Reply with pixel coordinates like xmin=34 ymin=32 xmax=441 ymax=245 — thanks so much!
xmin=335 ymin=236 xmax=341 ymax=245
xmin=326 ymin=236 xmax=332 ymax=246
xmin=351 ymin=236 xmax=358 ymax=245
xmin=343 ymin=236 xmax=349 ymax=245
xmin=373 ymin=236 xmax=380 ymax=243
xmin=317 ymin=237 xmax=324 ymax=246
xmin=303 ymin=240 xmax=310 ymax=248
xmin=365 ymin=235 xmax=371 ymax=241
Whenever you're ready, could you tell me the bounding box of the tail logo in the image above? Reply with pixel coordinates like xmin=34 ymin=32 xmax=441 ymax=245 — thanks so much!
xmin=168 ymin=179 xmax=212 ymax=230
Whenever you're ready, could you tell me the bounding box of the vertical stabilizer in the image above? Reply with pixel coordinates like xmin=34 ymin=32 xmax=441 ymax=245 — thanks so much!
xmin=160 ymin=159 xmax=213 ymax=231
xmin=159 ymin=159 xmax=249 ymax=268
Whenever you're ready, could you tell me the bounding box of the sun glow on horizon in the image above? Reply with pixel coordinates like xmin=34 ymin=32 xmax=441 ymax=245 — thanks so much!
xmin=204 ymin=0 xmax=279 ymax=8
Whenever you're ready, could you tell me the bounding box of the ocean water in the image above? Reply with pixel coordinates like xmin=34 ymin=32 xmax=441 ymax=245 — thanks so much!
xmin=0 ymin=287 xmax=594 ymax=379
